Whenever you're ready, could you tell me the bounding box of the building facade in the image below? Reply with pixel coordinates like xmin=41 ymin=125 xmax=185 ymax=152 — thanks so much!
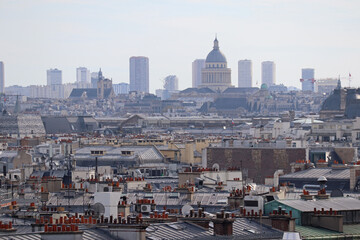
xmin=164 ymin=75 xmax=178 ymax=91
xmin=192 ymin=59 xmax=205 ymax=88
xmin=316 ymin=78 xmax=338 ymax=94
xmin=301 ymin=68 xmax=315 ymax=92
xmin=113 ymin=82 xmax=130 ymax=95
xmin=200 ymin=38 xmax=232 ymax=92
xmin=238 ymin=59 xmax=252 ymax=88
xmin=0 ymin=61 xmax=4 ymax=94
xmin=261 ymin=61 xmax=275 ymax=87
xmin=91 ymin=71 xmax=99 ymax=88
xmin=130 ymin=56 xmax=149 ymax=93
xmin=76 ymin=67 xmax=90 ymax=83
xmin=47 ymin=68 xmax=62 ymax=86
xmin=97 ymin=69 xmax=115 ymax=99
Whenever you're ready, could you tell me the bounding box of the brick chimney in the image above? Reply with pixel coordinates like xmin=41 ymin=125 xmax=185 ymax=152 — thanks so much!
xmin=41 ymin=224 xmax=83 ymax=240
xmin=310 ymin=208 xmax=343 ymax=232
xmin=181 ymin=208 xmax=211 ymax=229
xmin=228 ymin=189 xmax=244 ymax=210
xmin=212 ymin=210 xmax=235 ymax=236
xmin=269 ymin=207 xmax=295 ymax=232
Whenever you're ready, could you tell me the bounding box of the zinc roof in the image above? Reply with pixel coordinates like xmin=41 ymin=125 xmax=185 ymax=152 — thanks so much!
xmin=146 ymin=218 xmax=283 ymax=240
xmin=280 ymin=168 xmax=350 ymax=180
xmin=274 ymin=197 xmax=360 ymax=212
xmin=75 ymin=145 xmax=164 ymax=162
xmin=296 ymin=224 xmax=360 ymax=240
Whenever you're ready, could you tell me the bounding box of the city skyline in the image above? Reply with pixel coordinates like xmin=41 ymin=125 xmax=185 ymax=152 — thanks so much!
xmin=0 ymin=0 xmax=359 ymax=93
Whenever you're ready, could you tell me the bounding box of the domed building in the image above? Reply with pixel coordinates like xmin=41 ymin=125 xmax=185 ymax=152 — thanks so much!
xmin=200 ymin=38 xmax=232 ymax=92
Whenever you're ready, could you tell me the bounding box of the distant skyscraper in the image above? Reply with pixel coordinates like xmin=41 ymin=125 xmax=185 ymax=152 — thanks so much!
xmin=164 ymin=75 xmax=179 ymax=91
xmin=76 ymin=67 xmax=90 ymax=83
xmin=91 ymin=72 xmax=99 ymax=88
xmin=129 ymin=56 xmax=149 ymax=93
xmin=192 ymin=59 xmax=205 ymax=88
xmin=301 ymin=68 xmax=315 ymax=92
xmin=47 ymin=68 xmax=62 ymax=86
xmin=238 ymin=60 xmax=252 ymax=87
xmin=0 ymin=61 xmax=4 ymax=94
xmin=261 ymin=61 xmax=276 ymax=87
xmin=46 ymin=68 xmax=63 ymax=98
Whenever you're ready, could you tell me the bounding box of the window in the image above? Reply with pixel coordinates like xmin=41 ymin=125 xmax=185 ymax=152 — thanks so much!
xmin=244 ymin=200 xmax=258 ymax=207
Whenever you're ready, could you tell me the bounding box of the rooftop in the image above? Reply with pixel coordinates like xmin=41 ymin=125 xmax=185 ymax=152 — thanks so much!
xmin=273 ymin=197 xmax=360 ymax=212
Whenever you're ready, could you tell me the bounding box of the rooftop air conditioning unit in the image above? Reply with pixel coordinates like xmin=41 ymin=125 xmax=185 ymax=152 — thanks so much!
xmin=141 ymin=204 xmax=151 ymax=213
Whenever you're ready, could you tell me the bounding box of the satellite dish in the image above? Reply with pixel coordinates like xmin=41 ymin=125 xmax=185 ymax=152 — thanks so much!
xmin=92 ymin=202 xmax=105 ymax=217
xmin=181 ymin=204 xmax=193 ymax=216
xmin=212 ymin=163 xmax=220 ymax=171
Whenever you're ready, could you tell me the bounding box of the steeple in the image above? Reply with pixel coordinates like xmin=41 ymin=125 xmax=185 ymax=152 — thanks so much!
xmin=213 ymin=37 xmax=219 ymax=50
xmin=337 ymin=78 xmax=341 ymax=89
xmin=98 ymin=68 xmax=103 ymax=81
xmin=14 ymin=95 xmax=20 ymax=114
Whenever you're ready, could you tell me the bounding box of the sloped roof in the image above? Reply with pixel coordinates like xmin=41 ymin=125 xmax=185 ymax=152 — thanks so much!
xmin=180 ymin=88 xmax=215 ymax=94
xmin=274 ymin=197 xmax=360 ymax=212
xmin=222 ymin=87 xmax=259 ymax=94
xmin=280 ymin=168 xmax=349 ymax=180
xmin=75 ymin=145 xmax=164 ymax=162
xmin=146 ymin=218 xmax=283 ymax=240
xmin=69 ymin=88 xmax=97 ymax=99
xmin=41 ymin=116 xmax=97 ymax=134
xmin=42 ymin=116 xmax=73 ymax=134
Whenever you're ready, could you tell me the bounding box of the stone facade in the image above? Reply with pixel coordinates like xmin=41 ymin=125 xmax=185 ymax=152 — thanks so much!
xmin=206 ymin=147 xmax=306 ymax=183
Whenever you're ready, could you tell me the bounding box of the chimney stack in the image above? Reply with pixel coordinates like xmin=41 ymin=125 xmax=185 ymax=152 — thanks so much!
xmin=269 ymin=207 xmax=295 ymax=232
xmin=212 ymin=209 xmax=235 ymax=236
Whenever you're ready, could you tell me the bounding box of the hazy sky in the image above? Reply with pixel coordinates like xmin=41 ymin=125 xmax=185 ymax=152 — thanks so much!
xmin=1 ymin=0 xmax=359 ymax=92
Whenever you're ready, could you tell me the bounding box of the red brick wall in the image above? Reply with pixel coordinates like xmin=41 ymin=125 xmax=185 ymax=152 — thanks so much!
xmin=271 ymin=218 xmax=290 ymax=231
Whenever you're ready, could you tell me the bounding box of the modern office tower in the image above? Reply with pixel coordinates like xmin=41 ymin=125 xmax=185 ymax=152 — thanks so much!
xmin=91 ymin=72 xmax=99 ymax=88
xmin=0 ymin=61 xmax=4 ymax=94
xmin=300 ymin=68 xmax=315 ymax=92
xmin=315 ymin=78 xmax=338 ymax=94
xmin=76 ymin=67 xmax=90 ymax=83
xmin=192 ymin=59 xmax=205 ymax=88
xmin=113 ymin=82 xmax=129 ymax=95
xmin=238 ymin=59 xmax=252 ymax=87
xmin=46 ymin=68 xmax=63 ymax=98
xmin=129 ymin=56 xmax=149 ymax=93
xmin=164 ymin=75 xmax=179 ymax=91
xmin=47 ymin=68 xmax=62 ymax=86
xmin=200 ymin=38 xmax=232 ymax=92
xmin=261 ymin=61 xmax=276 ymax=87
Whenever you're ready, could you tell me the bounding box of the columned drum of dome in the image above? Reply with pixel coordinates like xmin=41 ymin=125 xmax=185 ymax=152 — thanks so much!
xmin=200 ymin=38 xmax=232 ymax=92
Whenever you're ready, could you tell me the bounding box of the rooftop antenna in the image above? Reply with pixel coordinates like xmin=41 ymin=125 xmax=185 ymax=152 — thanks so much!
xmin=348 ymin=73 xmax=352 ymax=88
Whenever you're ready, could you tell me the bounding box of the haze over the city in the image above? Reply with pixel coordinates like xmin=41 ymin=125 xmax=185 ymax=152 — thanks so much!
xmin=0 ymin=0 xmax=359 ymax=93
